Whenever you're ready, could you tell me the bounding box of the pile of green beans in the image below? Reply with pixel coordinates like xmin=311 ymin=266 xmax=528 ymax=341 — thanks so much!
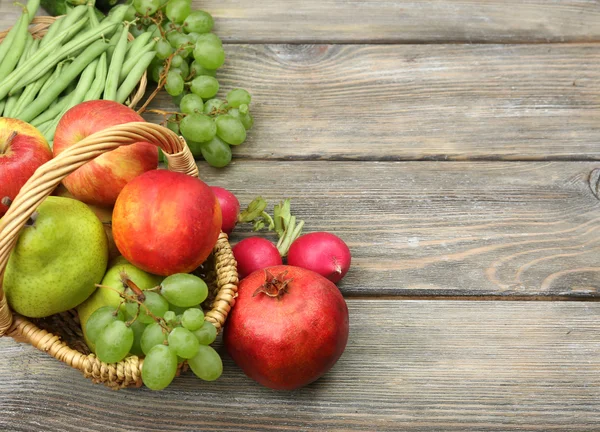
xmin=0 ymin=1 xmax=157 ymax=145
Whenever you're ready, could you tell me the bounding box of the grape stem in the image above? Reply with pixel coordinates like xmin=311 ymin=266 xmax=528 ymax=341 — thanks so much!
xmin=121 ymin=273 xmax=146 ymax=302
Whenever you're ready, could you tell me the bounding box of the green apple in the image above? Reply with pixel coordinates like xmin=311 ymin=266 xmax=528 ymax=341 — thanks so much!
xmin=77 ymin=256 xmax=163 ymax=351
xmin=4 ymin=196 xmax=108 ymax=318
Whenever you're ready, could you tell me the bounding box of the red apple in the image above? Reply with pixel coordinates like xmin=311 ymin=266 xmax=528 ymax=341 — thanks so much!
xmin=112 ymin=170 xmax=222 ymax=276
xmin=0 ymin=118 xmax=52 ymax=216
xmin=53 ymin=100 xmax=158 ymax=207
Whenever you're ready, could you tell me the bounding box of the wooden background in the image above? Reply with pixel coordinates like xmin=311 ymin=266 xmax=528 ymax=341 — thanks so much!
xmin=2 ymin=1 xmax=600 ymax=430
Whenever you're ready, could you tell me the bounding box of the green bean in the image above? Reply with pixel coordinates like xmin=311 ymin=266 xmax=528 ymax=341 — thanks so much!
xmin=0 ymin=10 xmax=30 ymax=82
xmin=0 ymin=16 xmax=90 ymax=100
xmin=5 ymin=36 xmax=35 ymax=118
xmin=104 ymin=22 xmax=131 ymax=101
xmin=0 ymin=0 xmax=39 ymax=66
xmin=88 ymin=3 xmax=101 ymax=27
xmin=39 ymin=16 xmax=65 ymax=48
xmin=36 ymin=119 xmax=53 ymax=131
xmin=124 ymin=32 xmax=153 ymax=61
xmin=0 ymin=100 xmax=5 ymax=116
xmin=30 ymin=92 xmax=73 ymax=126
xmin=11 ymin=17 xmax=116 ymax=93
xmin=18 ymin=39 xmax=109 ymax=123
xmin=84 ymin=53 xmax=107 ymax=100
xmin=26 ymin=0 xmax=40 ymax=21
xmin=39 ymin=61 xmax=67 ymax=95
xmin=13 ymin=41 xmax=52 ymax=118
xmin=119 ymin=38 xmax=157 ymax=83
xmin=105 ymin=4 xmax=129 ymax=24
xmin=43 ymin=59 xmax=98 ymax=142
xmin=117 ymin=51 xmax=156 ymax=104
xmin=106 ymin=25 xmax=124 ymax=63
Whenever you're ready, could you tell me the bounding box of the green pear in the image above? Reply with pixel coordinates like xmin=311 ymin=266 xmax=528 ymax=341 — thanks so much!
xmin=4 ymin=196 xmax=108 ymax=318
xmin=77 ymin=256 xmax=163 ymax=351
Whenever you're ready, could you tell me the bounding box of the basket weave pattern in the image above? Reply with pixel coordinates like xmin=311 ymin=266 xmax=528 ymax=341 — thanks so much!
xmin=0 ymin=16 xmax=147 ymax=109
xmin=0 ymin=123 xmax=239 ymax=389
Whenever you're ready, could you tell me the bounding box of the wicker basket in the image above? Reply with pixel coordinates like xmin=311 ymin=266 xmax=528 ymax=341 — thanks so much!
xmin=0 ymin=16 xmax=147 ymax=109
xmin=0 ymin=123 xmax=239 ymax=389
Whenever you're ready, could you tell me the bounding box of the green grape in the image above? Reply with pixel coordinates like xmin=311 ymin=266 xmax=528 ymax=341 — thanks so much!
xmin=188 ymin=345 xmax=223 ymax=381
xmin=125 ymin=291 xmax=169 ymax=324
xmin=232 ymin=105 xmax=253 ymax=130
xmin=160 ymin=273 xmax=209 ymax=307
xmin=167 ymin=115 xmax=180 ymax=134
xmin=86 ymin=306 xmax=125 ymax=345
xmin=178 ymin=59 xmax=190 ymax=80
xmin=190 ymin=76 xmax=219 ymax=99
xmin=226 ymin=88 xmax=251 ymax=108
xmin=166 ymin=0 xmax=191 ymax=24
xmin=141 ymin=345 xmax=178 ymax=390
xmin=203 ymin=98 xmax=225 ymax=115
xmin=195 ymin=33 xmax=222 ymax=47
xmin=179 ymin=113 xmax=216 ymax=143
xmin=163 ymin=310 xmax=177 ymax=324
xmin=171 ymin=89 xmax=188 ymax=106
xmin=190 ymin=61 xmax=216 ymax=78
xmin=192 ymin=321 xmax=217 ymax=345
xmin=133 ymin=0 xmax=160 ymax=15
xmin=193 ymin=42 xmax=225 ymax=70
xmin=150 ymin=64 xmax=165 ymax=83
xmin=128 ymin=319 xmax=147 ymax=357
xmin=200 ymin=136 xmax=232 ymax=167
xmin=163 ymin=20 xmax=178 ymax=32
xmin=168 ymin=327 xmax=200 ymax=359
xmin=183 ymin=10 xmax=214 ymax=34
xmin=181 ymin=308 xmax=204 ymax=331
xmin=156 ymin=39 xmax=174 ymax=60
xmin=141 ymin=322 xmax=168 ymax=355
xmin=124 ymin=5 xmax=137 ymax=21
xmin=167 ymin=31 xmax=190 ymax=49
xmin=216 ymin=114 xmax=246 ymax=145
xmin=95 ymin=321 xmax=134 ymax=364
xmin=186 ymin=140 xmax=204 ymax=159
xmin=130 ymin=25 xmax=145 ymax=38
xmin=158 ymin=149 xmax=165 ymax=163
xmin=165 ymin=70 xmax=184 ymax=96
xmin=171 ymin=54 xmax=184 ymax=68
xmin=169 ymin=303 xmax=200 ymax=314
xmin=180 ymin=93 xmax=204 ymax=114
xmin=169 ymin=67 xmax=183 ymax=76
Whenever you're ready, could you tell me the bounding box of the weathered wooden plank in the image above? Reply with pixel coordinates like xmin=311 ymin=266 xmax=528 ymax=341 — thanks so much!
xmin=2 ymin=0 xmax=598 ymax=43
xmin=146 ymin=44 xmax=600 ymax=161
xmin=199 ymin=161 xmax=600 ymax=297
xmin=199 ymin=0 xmax=600 ymax=43
xmin=1 ymin=300 xmax=600 ymax=431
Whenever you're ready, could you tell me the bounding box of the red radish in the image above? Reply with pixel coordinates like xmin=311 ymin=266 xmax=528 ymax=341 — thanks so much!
xmin=232 ymin=237 xmax=282 ymax=279
xmin=224 ymin=265 xmax=349 ymax=390
xmin=210 ymin=186 xmax=240 ymax=234
xmin=287 ymin=232 xmax=351 ymax=283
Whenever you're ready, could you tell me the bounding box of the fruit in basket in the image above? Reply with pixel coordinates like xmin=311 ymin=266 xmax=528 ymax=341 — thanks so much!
xmin=77 ymin=256 xmax=163 ymax=351
xmin=232 ymin=237 xmax=282 ymax=279
xmin=3 ymin=196 xmax=108 ymax=318
xmin=288 ymin=232 xmax=352 ymax=283
xmin=223 ymin=265 xmax=349 ymax=390
xmin=0 ymin=118 xmax=52 ymax=217
xmin=112 ymin=170 xmax=222 ymax=276
xmin=53 ymin=100 xmax=158 ymax=207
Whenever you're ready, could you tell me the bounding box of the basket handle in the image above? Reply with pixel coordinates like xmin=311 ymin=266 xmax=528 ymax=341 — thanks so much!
xmin=0 ymin=122 xmax=198 ymax=335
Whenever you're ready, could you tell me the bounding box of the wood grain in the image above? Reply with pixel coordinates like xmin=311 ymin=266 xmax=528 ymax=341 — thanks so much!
xmin=145 ymin=44 xmax=600 ymax=161
xmin=165 ymin=1 xmax=600 ymax=43
xmin=197 ymin=161 xmax=600 ymax=298
xmin=1 ymin=300 xmax=600 ymax=431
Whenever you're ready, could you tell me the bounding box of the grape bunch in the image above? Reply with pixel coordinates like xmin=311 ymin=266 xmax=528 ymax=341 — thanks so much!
xmin=125 ymin=0 xmax=253 ymax=167
xmin=86 ymin=273 xmax=222 ymax=390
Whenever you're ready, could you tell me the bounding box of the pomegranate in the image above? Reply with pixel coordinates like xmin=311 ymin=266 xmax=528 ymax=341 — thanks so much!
xmin=224 ymin=265 xmax=349 ymax=390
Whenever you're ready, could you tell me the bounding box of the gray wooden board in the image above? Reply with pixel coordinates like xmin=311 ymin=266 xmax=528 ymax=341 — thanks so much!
xmin=166 ymin=1 xmax=600 ymax=43
xmin=1 ymin=300 xmax=600 ymax=431
xmin=145 ymin=44 xmax=600 ymax=161
xmin=198 ymin=161 xmax=600 ymax=298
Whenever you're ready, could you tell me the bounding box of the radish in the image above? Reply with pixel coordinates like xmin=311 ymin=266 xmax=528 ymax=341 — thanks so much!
xmin=232 ymin=237 xmax=283 ymax=279
xmin=210 ymin=186 xmax=240 ymax=234
xmin=287 ymin=232 xmax=351 ymax=283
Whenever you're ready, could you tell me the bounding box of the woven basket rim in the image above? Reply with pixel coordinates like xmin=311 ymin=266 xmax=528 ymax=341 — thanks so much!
xmin=0 ymin=15 xmax=147 ymax=109
xmin=0 ymin=122 xmax=239 ymax=389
